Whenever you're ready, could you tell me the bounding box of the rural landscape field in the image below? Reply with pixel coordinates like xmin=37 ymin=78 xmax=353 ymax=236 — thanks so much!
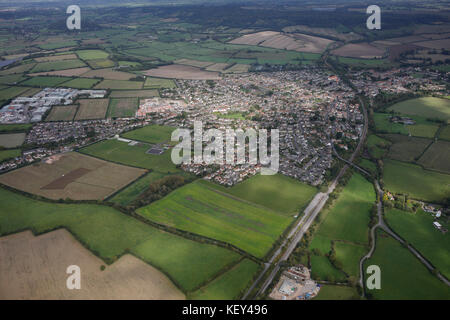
xmin=0 ymin=0 xmax=448 ymax=305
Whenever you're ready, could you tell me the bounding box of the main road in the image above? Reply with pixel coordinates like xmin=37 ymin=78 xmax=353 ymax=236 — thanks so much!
xmin=243 ymin=89 xmax=369 ymax=299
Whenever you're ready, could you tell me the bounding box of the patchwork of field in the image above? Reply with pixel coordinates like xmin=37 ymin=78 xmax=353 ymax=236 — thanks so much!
xmin=21 ymin=76 xmax=72 ymax=87
xmin=95 ymin=79 xmax=143 ymax=90
xmin=0 ymin=132 xmax=25 ymax=148
xmin=86 ymin=59 xmax=115 ymax=70
xmin=79 ymin=139 xmax=179 ymax=173
xmin=46 ymin=105 xmax=78 ymax=121
xmin=74 ymin=99 xmax=109 ymax=120
xmin=0 ymin=186 xmax=242 ymax=294
xmin=387 ymin=97 xmax=450 ymax=122
xmin=417 ymin=140 xmax=450 ymax=174
xmin=30 ymin=59 xmax=86 ymax=73
xmin=309 ymin=174 xmax=374 ymax=280
xmin=332 ymin=43 xmax=385 ymax=59
xmin=0 ymin=152 xmax=145 ymax=200
xmin=109 ymin=89 xmax=159 ymax=98
xmin=385 ymin=208 xmax=450 ymax=279
xmin=29 ymin=67 xmax=91 ymax=77
xmin=383 ymin=159 xmax=450 ymax=202
xmin=189 ymin=259 xmax=260 ymax=300
xmin=122 ymin=124 xmax=175 ymax=144
xmin=0 ymin=230 xmax=185 ymax=300
xmin=144 ymin=65 xmax=220 ymax=80
xmin=373 ymin=113 xmax=440 ymax=138
xmin=382 ymin=134 xmax=431 ymax=163
xmin=107 ymin=98 xmax=139 ymax=118
xmin=137 ymin=180 xmax=292 ymax=258
xmin=230 ymin=31 xmax=333 ymax=54
xmin=364 ymin=230 xmax=449 ymax=300
xmin=206 ymin=174 xmax=317 ymax=215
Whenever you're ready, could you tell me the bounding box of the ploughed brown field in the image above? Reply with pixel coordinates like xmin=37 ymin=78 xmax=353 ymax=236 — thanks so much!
xmin=0 ymin=152 xmax=146 ymax=200
xmin=332 ymin=43 xmax=386 ymax=58
xmin=0 ymin=230 xmax=185 ymax=300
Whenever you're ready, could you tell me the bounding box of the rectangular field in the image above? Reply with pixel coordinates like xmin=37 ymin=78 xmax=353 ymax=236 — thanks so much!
xmin=382 ymin=134 xmax=432 ymax=162
xmin=122 ymin=124 xmax=175 ymax=144
xmin=417 ymin=140 xmax=450 ymax=174
xmin=60 ymin=78 xmax=100 ymax=89
xmin=136 ymin=180 xmax=292 ymax=258
xmin=0 ymin=152 xmax=146 ymax=200
xmin=383 ymin=159 xmax=450 ymax=202
xmin=46 ymin=105 xmax=78 ymax=121
xmin=387 ymin=97 xmax=450 ymax=122
xmin=95 ymin=80 xmax=143 ymax=90
xmin=30 ymin=59 xmax=86 ymax=73
xmin=143 ymin=65 xmax=220 ymax=80
xmin=0 ymin=132 xmax=26 ymax=148
xmin=144 ymin=77 xmax=176 ymax=89
xmin=21 ymin=76 xmax=72 ymax=87
xmin=206 ymin=174 xmax=317 ymax=215
xmin=107 ymin=98 xmax=139 ymax=118
xmin=109 ymin=89 xmax=158 ymax=98
xmin=74 ymin=99 xmax=109 ymax=120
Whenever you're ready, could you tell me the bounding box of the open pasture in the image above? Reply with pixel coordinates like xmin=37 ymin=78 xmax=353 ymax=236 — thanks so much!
xmin=21 ymin=76 xmax=72 ymax=87
xmin=0 ymin=149 xmax=20 ymax=162
xmin=46 ymin=105 xmax=78 ymax=121
xmin=86 ymin=59 xmax=115 ymax=69
xmin=109 ymin=89 xmax=158 ymax=98
xmin=383 ymin=159 xmax=450 ymax=202
xmin=122 ymin=124 xmax=175 ymax=144
xmin=0 ymin=186 xmax=242 ymax=294
xmin=95 ymin=79 xmax=143 ymax=90
xmin=74 ymin=99 xmax=109 ymax=120
xmin=76 ymin=50 xmax=109 ymax=60
xmin=206 ymin=174 xmax=317 ymax=215
xmin=385 ymin=208 xmax=450 ymax=279
xmin=144 ymin=77 xmax=176 ymax=89
xmin=107 ymin=98 xmax=139 ymax=118
xmin=61 ymin=78 xmax=100 ymax=89
xmin=79 ymin=139 xmax=179 ymax=173
xmin=382 ymin=134 xmax=432 ymax=162
xmin=30 ymin=59 xmax=86 ymax=73
xmin=34 ymin=53 xmax=78 ymax=62
xmin=364 ymin=230 xmax=449 ymax=300
xmin=0 ymin=152 xmax=145 ymax=200
xmin=417 ymin=140 xmax=450 ymax=174
xmin=0 ymin=132 xmax=26 ymax=148
xmin=81 ymin=68 xmax=136 ymax=80
xmin=137 ymin=180 xmax=292 ymax=258
xmin=0 ymin=86 xmax=30 ymax=100
xmin=387 ymin=97 xmax=450 ymax=122
xmin=29 ymin=67 xmax=91 ymax=77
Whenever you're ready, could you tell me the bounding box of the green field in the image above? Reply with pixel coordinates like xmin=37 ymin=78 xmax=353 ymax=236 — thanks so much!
xmin=373 ymin=113 xmax=439 ymax=138
xmin=107 ymin=98 xmax=139 ymax=118
xmin=79 ymin=139 xmax=179 ymax=173
xmin=0 ymin=186 xmax=242 ymax=294
xmin=61 ymin=78 xmax=100 ymax=89
xmin=310 ymin=254 xmax=347 ymax=282
xmin=122 ymin=124 xmax=175 ymax=144
xmin=76 ymin=50 xmax=109 ymax=60
xmin=205 ymin=174 xmax=317 ymax=215
xmin=144 ymin=77 xmax=176 ymax=89
xmin=45 ymin=105 xmax=78 ymax=121
xmin=109 ymin=89 xmax=159 ymax=98
xmin=95 ymin=79 xmax=143 ymax=90
xmin=439 ymin=125 xmax=450 ymax=141
xmin=137 ymin=180 xmax=292 ymax=258
xmin=314 ymin=285 xmax=359 ymax=300
xmin=387 ymin=97 xmax=450 ymax=122
xmin=382 ymin=134 xmax=431 ymax=162
xmin=0 ymin=86 xmax=30 ymax=100
xmin=417 ymin=140 xmax=450 ymax=174
xmin=21 ymin=76 xmax=72 ymax=87
xmin=30 ymin=59 xmax=86 ymax=73
xmin=364 ymin=230 xmax=449 ymax=300
xmin=0 ymin=149 xmax=20 ymax=162
xmin=0 ymin=74 xmax=27 ymax=85
xmin=0 ymin=123 xmax=32 ymax=132
xmin=367 ymin=134 xmax=391 ymax=159
xmin=39 ymin=40 xmax=77 ymax=50
xmin=358 ymin=158 xmax=377 ymax=176
xmin=383 ymin=159 xmax=450 ymax=202
xmin=385 ymin=208 xmax=450 ymax=279
xmin=86 ymin=59 xmax=115 ymax=69
xmin=189 ymin=259 xmax=260 ymax=299
xmin=308 ymin=173 xmax=373 ymax=281
xmin=313 ymin=173 xmax=375 ymax=244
